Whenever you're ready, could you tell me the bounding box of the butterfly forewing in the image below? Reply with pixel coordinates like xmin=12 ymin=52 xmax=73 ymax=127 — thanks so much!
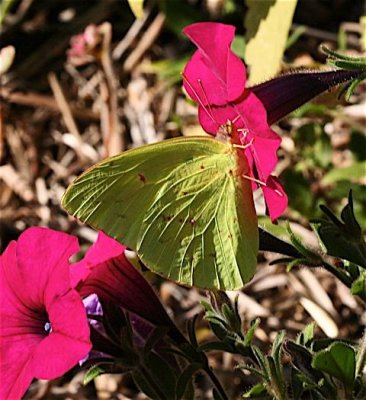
xmin=62 ymin=137 xmax=258 ymax=290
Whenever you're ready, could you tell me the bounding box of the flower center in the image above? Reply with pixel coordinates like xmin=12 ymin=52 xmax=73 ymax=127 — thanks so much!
xmin=44 ymin=322 xmax=52 ymax=334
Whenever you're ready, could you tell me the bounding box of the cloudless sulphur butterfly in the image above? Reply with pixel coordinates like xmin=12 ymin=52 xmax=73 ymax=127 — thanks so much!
xmin=62 ymin=136 xmax=259 ymax=290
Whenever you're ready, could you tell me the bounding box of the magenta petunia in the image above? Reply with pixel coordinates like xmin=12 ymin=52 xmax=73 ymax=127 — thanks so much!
xmin=72 ymin=231 xmax=186 ymax=345
xmin=183 ymin=22 xmax=246 ymax=105
xmin=183 ymin=22 xmax=288 ymax=221
xmin=0 ymin=227 xmax=91 ymax=400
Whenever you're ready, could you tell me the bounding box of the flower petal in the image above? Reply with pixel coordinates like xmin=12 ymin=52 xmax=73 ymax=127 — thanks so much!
xmin=0 ymin=228 xmax=91 ymax=399
xmin=79 ymin=252 xmax=185 ymax=344
xmin=15 ymin=227 xmax=79 ymax=308
xmin=262 ymin=176 xmax=288 ymax=221
xmin=251 ymin=68 xmax=364 ymax=124
xmin=183 ymin=22 xmax=245 ymax=105
xmin=31 ymin=290 xmax=91 ymax=379
xmin=71 ymin=231 xmax=124 ymax=288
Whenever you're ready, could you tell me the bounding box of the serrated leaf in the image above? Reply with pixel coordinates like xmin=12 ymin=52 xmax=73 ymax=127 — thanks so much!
xmin=245 ymin=0 xmax=298 ymax=84
xmin=312 ymin=342 xmax=356 ymax=386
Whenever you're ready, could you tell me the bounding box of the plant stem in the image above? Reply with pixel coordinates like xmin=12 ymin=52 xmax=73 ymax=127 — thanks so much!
xmin=322 ymin=261 xmax=352 ymax=287
xmin=356 ymin=329 xmax=366 ymax=377
xmin=203 ymin=364 xmax=229 ymax=400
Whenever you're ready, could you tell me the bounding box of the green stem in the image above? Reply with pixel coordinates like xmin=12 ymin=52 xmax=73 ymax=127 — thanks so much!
xmin=322 ymin=261 xmax=352 ymax=287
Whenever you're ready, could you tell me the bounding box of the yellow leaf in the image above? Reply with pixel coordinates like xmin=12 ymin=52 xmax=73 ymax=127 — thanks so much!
xmin=245 ymin=0 xmax=298 ymax=84
xmin=127 ymin=0 xmax=145 ymax=19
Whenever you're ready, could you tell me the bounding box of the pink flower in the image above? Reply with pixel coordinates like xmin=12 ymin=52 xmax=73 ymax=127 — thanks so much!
xmin=0 ymin=227 xmax=91 ymax=400
xmin=183 ymin=22 xmax=288 ymax=221
xmin=67 ymin=24 xmax=102 ymax=66
xmin=72 ymin=232 xmax=185 ymax=345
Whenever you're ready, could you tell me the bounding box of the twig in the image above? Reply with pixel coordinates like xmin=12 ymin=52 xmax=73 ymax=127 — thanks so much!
xmin=99 ymin=23 xmax=124 ymax=156
xmin=123 ymin=12 xmax=166 ymax=73
xmin=48 ymin=72 xmax=87 ymax=162
xmin=112 ymin=8 xmax=150 ymax=60
xmin=0 ymin=86 xmax=99 ymax=121
xmin=48 ymin=72 xmax=81 ymax=138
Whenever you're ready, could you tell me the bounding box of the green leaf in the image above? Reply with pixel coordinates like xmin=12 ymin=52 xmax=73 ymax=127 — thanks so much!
xmin=231 ymin=35 xmax=246 ymax=59
xmin=159 ymin=0 xmax=204 ymax=36
xmin=312 ymin=342 xmax=356 ymax=386
xmin=245 ymin=0 xmax=298 ymax=84
xmin=62 ymin=137 xmax=259 ymax=290
xmin=297 ymin=322 xmax=316 ymax=348
xmin=322 ymin=161 xmax=366 ymax=185
xmin=244 ymin=318 xmax=260 ymax=347
xmin=271 ymin=331 xmax=285 ymax=361
xmin=242 ymin=382 xmax=267 ymax=398
xmin=318 ymin=191 xmax=366 ymax=268
xmin=127 ymin=0 xmax=144 ymax=19
xmin=176 ymin=363 xmax=201 ymax=399
xmin=134 ymin=352 xmax=178 ymax=399
xmin=143 ymin=326 xmax=169 ymax=357
xmin=284 ymin=341 xmax=324 ymax=384
xmin=351 ymin=273 xmax=366 ymax=297
xmin=83 ymin=364 xmax=106 ymax=385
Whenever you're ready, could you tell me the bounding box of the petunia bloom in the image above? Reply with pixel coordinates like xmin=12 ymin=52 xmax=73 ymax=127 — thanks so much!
xmin=72 ymin=231 xmax=186 ymax=345
xmin=183 ymin=22 xmax=287 ymax=221
xmin=0 ymin=227 xmax=91 ymax=400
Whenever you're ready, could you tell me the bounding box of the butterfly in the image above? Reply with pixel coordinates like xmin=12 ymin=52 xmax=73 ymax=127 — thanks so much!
xmin=62 ymin=135 xmax=259 ymax=290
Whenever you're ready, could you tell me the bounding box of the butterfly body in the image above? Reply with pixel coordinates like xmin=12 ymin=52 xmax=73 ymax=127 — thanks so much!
xmin=62 ymin=136 xmax=259 ymax=290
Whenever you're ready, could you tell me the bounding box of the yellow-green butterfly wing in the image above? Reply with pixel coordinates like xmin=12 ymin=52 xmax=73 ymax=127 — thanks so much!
xmin=62 ymin=137 xmax=259 ymax=290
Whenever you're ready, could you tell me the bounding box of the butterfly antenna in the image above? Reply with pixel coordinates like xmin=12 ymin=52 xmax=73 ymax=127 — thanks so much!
xmin=182 ymin=73 xmax=217 ymax=125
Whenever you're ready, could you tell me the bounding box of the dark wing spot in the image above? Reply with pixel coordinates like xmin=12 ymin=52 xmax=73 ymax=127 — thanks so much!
xmin=200 ymin=165 xmax=205 ymax=169
xmin=190 ymin=218 xmax=196 ymax=225
xmin=138 ymin=173 xmax=146 ymax=183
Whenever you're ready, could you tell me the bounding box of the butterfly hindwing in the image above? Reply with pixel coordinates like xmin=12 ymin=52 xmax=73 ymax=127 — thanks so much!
xmin=62 ymin=137 xmax=258 ymax=290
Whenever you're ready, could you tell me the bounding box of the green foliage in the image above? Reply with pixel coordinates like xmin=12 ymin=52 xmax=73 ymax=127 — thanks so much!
xmin=126 ymin=0 xmax=145 ymax=19
xmin=322 ymin=162 xmax=366 ymax=185
xmin=312 ymin=342 xmax=356 ymax=387
xmin=159 ymin=0 xmax=205 ymax=35
xmin=244 ymin=0 xmax=298 ymax=84
xmin=317 ymin=191 xmax=366 ymax=268
xmin=321 ymin=46 xmax=366 ymax=100
xmin=83 ymin=364 xmax=106 ymax=385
